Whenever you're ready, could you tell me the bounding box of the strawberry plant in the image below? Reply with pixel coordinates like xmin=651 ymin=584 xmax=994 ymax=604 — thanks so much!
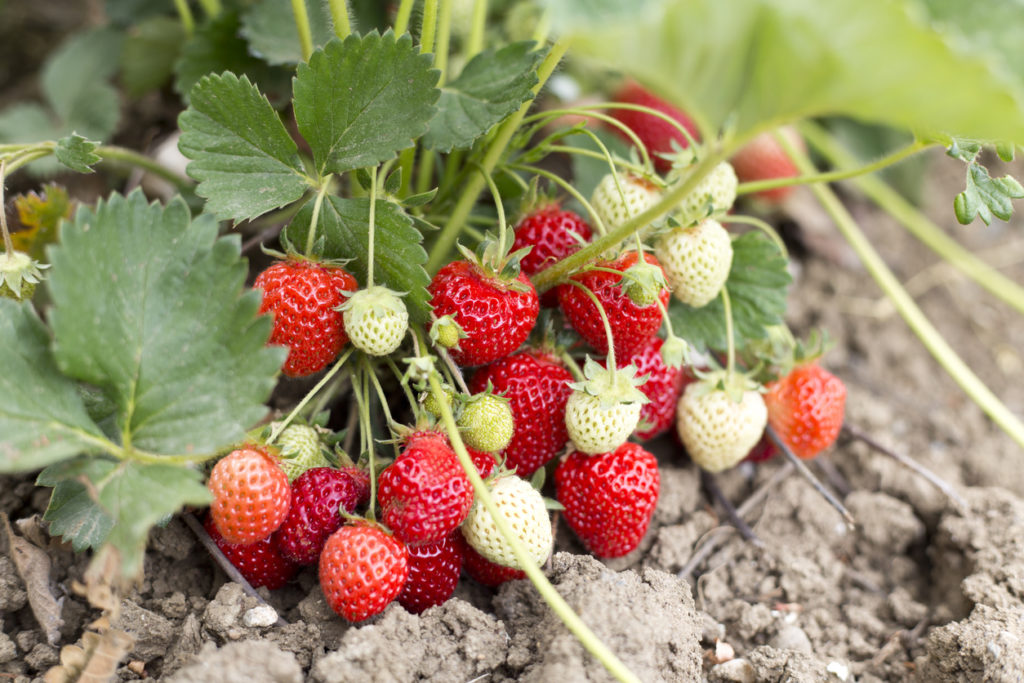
xmin=3 ymin=0 xmax=1024 ymax=680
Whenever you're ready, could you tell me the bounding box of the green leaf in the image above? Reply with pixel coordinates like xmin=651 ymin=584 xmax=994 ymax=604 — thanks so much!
xmin=539 ymin=0 xmax=664 ymax=30
xmin=570 ymin=0 xmax=1024 ymax=146
xmin=121 ymin=16 xmax=186 ymax=97
xmin=423 ymin=41 xmax=545 ymax=152
xmin=54 ymin=134 xmax=101 ymax=173
xmin=41 ymin=28 xmax=123 ymax=141
xmin=174 ymin=11 xmax=292 ymax=105
xmin=178 ymin=72 xmax=312 ymax=222
xmin=241 ymin=0 xmax=336 ymax=66
xmin=955 ymin=162 xmax=1024 ymax=225
xmin=0 ymin=103 xmax=59 ymax=144
xmin=285 ymin=196 xmax=432 ymax=323
xmin=47 ymin=191 xmax=285 ymax=457
xmin=919 ymin=0 xmax=1024 ymax=92
xmin=293 ymin=31 xmax=440 ymax=175
xmin=0 ymin=301 xmax=108 ymax=473
xmin=667 ymin=231 xmax=791 ymax=353
xmin=38 ymin=458 xmax=211 ymax=577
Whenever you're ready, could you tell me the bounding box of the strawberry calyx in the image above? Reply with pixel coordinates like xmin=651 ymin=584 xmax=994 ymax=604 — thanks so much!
xmin=690 ymin=365 xmax=764 ymax=404
xmin=568 ymin=356 xmax=650 ymax=409
xmin=455 ymin=238 xmax=532 ymax=289
xmin=0 ymin=249 xmax=48 ymax=300
xmin=429 ymin=313 xmax=465 ymax=350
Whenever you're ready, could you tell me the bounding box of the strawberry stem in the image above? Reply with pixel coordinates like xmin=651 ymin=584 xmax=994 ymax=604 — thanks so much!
xmin=268 ymin=348 xmax=354 ymax=444
xmin=173 ymin=0 xmax=195 ymax=38
xmin=305 ymin=178 xmax=332 ymax=257
xmin=563 ymin=278 xmax=618 ymax=370
xmin=721 ymin=285 xmax=735 ymax=377
xmin=508 ymin=161 xmax=610 ymax=236
xmin=720 ymin=214 xmax=787 ymax=260
xmin=472 ymin=162 xmax=509 ymax=262
xmin=289 ymin=0 xmax=313 ymax=61
xmin=466 ymin=0 xmax=487 ymax=58
xmin=557 ymin=351 xmax=585 ymax=381
xmin=367 ymin=165 xmax=378 ymax=287
xmin=362 ymin=354 xmax=401 ymax=458
xmin=327 ymin=0 xmax=351 ymax=39
xmin=0 ymin=161 xmax=14 ymax=255
xmin=420 ymin=0 xmax=439 ymax=55
xmin=427 ymin=373 xmax=641 ymax=683
xmin=353 ymin=363 xmax=378 ymax=521
xmin=393 ymin=0 xmax=415 ymax=34
xmin=518 ymin=108 xmax=654 ymax=174
xmin=384 ymin=356 xmax=421 ymax=416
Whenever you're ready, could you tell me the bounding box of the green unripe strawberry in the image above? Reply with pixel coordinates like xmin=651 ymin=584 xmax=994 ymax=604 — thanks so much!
xmin=461 ymin=474 xmax=552 ymax=570
xmin=676 ymin=162 xmax=738 ymax=224
xmin=590 ymin=173 xmax=662 ymax=232
xmin=0 ymin=250 xmax=47 ymax=301
xmin=423 ymin=385 xmax=455 ymax=419
xmin=341 ymin=285 xmax=409 ymax=356
xmin=655 ymin=218 xmax=733 ymax=308
xmin=676 ymin=374 xmax=767 ymax=473
xmin=458 ymin=392 xmax=514 ymax=453
xmin=276 ymin=423 xmax=330 ymax=482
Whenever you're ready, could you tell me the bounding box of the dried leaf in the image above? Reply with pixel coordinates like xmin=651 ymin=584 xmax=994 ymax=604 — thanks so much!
xmin=1 ymin=512 xmax=63 ymax=645
xmin=9 ymin=184 xmax=72 ymax=260
xmin=45 ymin=627 xmax=134 ymax=683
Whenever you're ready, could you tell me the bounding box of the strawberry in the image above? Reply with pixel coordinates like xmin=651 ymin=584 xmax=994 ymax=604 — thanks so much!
xmin=203 ymin=515 xmax=297 ymax=590
xmin=275 ymin=423 xmax=331 ymax=482
xmin=564 ymin=358 xmax=648 ymax=455
xmin=461 ymin=474 xmax=552 ymax=570
xmin=554 ymin=443 xmax=660 ymax=558
xmin=467 ymin=446 xmax=500 ymax=478
xmin=469 ymin=350 xmax=574 ymax=477
xmin=254 ymin=259 xmax=357 ymax=377
xmin=674 ymin=161 xmax=738 ymax=225
xmin=608 ymin=81 xmax=700 ymax=174
xmin=398 ymin=533 xmax=464 ymax=614
xmin=744 ymin=434 xmax=779 ymax=463
xmin=457 ymin=391 xmax=514 ymax=453
xmin=208 ymin=447 xmax=291 ymax=545
xmin=654 ymin=218 xmax=733 ymax=308
xmin=428 ymin=259 xmax=539 ymax=367
xmin=319 ymin=523 xmax=409 ymax=622
xmin=511 ymin=203 xmax=593 ymax=307
xmin=619 ymin=336 xmax=690 ymax=441
xmin=590 ymin=173 xmax=663 ymax=232
xmin=730 ymin=126 xmax=804 ymax=203
xmin=340 ymin=285 xmax=409 ymax=356
xmin=676 ymin=375 xmax=768 ymax=473
xmin=273 ymin=466 xmax=371 ymax=565
xmin=558 ymin=251 xmax=670 ymax=360
xmin=457 ymin=530 xmax=525 ymax=587
xmin=764 ymin=363 xmax=846 ymax=459
xmin=378 ymin=432 xmax=474 ymax=545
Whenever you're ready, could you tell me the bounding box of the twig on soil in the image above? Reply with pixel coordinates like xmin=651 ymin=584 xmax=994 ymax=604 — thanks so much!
xmin=181 ymin=512 xmax=289 ymax=628
xmin=700 ymin=472 xmax=764 ymax=548
xmin=814 ymin=455 xmax=852 ymax=497
xmin=679 ymin=461 xmax=795 ymax=579
xmin=768 ymin=426 xmax=856 ymax=529
xmin=841 ymin=423 xmax=969 ymax=512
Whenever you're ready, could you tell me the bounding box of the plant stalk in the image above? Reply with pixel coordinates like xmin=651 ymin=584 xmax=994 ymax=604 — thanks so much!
xmin=290 ymin=0 xmax=314 ymax=61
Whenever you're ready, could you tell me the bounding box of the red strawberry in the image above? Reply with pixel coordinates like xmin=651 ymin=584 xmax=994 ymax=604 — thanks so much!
xmin=208 ymin=447 xmax=291 ymax=545
xmin=558 ymin=251 xmax=670 ymax=360
xmin=467 ymin=446 xmax=500 ymax=478
xmin=378 ymin=433 xmax=474 ymax=545
xmin=319 ymin=523 xmax=409 ymax=622
xmin=203 ymin=515 xmax=297 ymax=590
xmin=469 ymin=350 xmax=573 ymax=477
xmin=273 ymin=467 xmax=371 ymax=565
xmin=554 ymin=443 xmax=660 ymax=558
xmin=511 ymin=203 xmax=592 ymax=306
xmin=744 ymin=434 xmax=778 ymax=463
xmin=428 ymin=260 xmax=539 ymax=367
xmin=398 ymin=533 xmax=464 ymax=614
xmin=255 ymin=259 xmax=358 ymax=377
xmin=730 ymin=127 xmax=804 ymax=203
xmin=764 ymin=363 xmax=847 ymax=459
xmin=457 ymin=530 xmax=526 ymax=587
xmin=609 ymin=81 xmax=700 ymax=174
xmin=616 ymin=336 xmax=691 ymax=440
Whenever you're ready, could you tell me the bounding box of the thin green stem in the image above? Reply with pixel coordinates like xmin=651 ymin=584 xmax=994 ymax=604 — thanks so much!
xmin=354 ymin=361 xmax=379 ymax=519
xmin=305 ymin=178 xmax=332 ymax=257
xmin=173 ymin=0 xmax=195 ymax=37
xmin=428 ymin=375 xmax=640 ymax=683
xmin=420 ymin=0 xmax=439 ymax=54
xmin=427 ymin=37 xmax=568 ymax=273
xmin=546 ymin=145 xmax=646 ymax=176
xmin=782 ymin=134 xmax=1024 ymax=451
xmin=466 ymin=0 xmax=488 ymax=58
xmin=368 ymin=166 xmax=378 ymax=287
xmin=496 ymin=166 xmax=530 ymax=193
xmin=363 ymin=354 xmax=398 ymax=436
xmin=268 ymin=348 xmax=354 ymax=444
xmin=385 ymin=356 xmax=420 ymax=413
xmin=720 ymin=214 xmax=788 ymax=260
xmin=290 ymin=0 xmax=314 ymax=61
xmin=328 ymin=0 xmax=351 ymax=39
xmin=801 ymin=121 xmax=1024 ymax=318
xmin=416 ymin=150 xmax=436 ymax=197
xmin=531 ymin=150 xmax=729 ymax=294
xmin=305 ymin=372 xmax=348 ymax=422
xmin=509 ymin=163 xmax=609 ymax=237
xmin=195 ymin=0 xmax=221 ymax=18
xmin=394 ymin=0 xmax=415 ymax=34
xmin=558 ymin=351 xmax=585 ymax=381
xmin=736 ymin=138 xmax=927 ymax=196
xmin=564 ymin=278 xmax=617 ymax=370
xmin=398 ymin=148 xmax=415 ymax=198
xmin=0 ymin=161 xmax=13 ymax=254
xmin=519 ymin=108 xmax=653 ymax=174
xmin=96 ymin=145 xmax=193 ymax=191
xmin=4 ymin=149 xmax=54 ymax=174
xmin=472 ymin=162 xmax=508 ymax=257
xmin=721 ymin=286 xmax=735 ymax=376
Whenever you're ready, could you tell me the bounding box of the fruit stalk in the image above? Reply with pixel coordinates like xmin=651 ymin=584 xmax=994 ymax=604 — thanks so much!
xmin=268 ymin=348 xmax=355 ymax=444
xmin=427 ymin=373 xmax=641 ymax=683
xmin=328 ymin=0 xmax=351 ymax=40
xmin=290 ymin=0 xmax=314 ymax=61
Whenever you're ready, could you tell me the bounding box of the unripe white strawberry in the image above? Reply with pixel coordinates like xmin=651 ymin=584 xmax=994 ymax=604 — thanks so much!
xmin=275 ymin=423 xmax=330 ymax=482
xmin=676 ymin=376 xmax=767 ymax=473
xmin=655 ymin=218 xmax=733 ymax=308
xmin=590 ymin=173 xmax=662 ymax=231
xmin=676 ymin=161 xmax=737 ymax=224
xmin=564 ymin=358 xmax=648 ymax=455
xmin=458 ymin=392 xmax=514 ymax=453
xmin=461 ymin=474 xmax=552 ymax=570
xmin=341 ymin=285 xmax=409 ymax=356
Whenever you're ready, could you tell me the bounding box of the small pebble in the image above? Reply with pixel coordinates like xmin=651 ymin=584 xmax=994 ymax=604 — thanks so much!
xmin=243 ymin=605 xmax=279 ymax=628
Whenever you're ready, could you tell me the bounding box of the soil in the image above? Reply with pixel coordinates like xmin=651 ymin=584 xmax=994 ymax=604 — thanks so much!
xmin=3 ymin=5 xmax=1024 ymax=673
